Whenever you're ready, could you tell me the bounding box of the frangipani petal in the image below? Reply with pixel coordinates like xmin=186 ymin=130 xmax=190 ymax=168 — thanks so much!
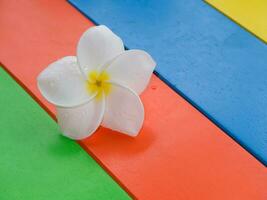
xmin=56 ymin=97 xmax=105 ymax=140
xmin=37 ymin=25 xmax=155 ymax=140
xmin=102 ymin=82 xmax=144 ymax=137
xmin=106 ymin=50 xmax=156 ymax=94
xmin=77 ymin=25 xmax=124 ymax=74
xmin=37 ymin=56 xmax=93 ymax=107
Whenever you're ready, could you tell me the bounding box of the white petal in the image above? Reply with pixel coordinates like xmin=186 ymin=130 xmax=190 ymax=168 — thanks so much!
xmin=77 ymin=25 xmax=124 ymax=74
xmin=106 ymin=50 xmax=156 ymax=94
xmin=102 ymin=83 xmax=144 ymax=137
xmin=56 ymin=97 xmax=105 ymax=140
xmin=37 ymin=56 xmax=93 ymax=107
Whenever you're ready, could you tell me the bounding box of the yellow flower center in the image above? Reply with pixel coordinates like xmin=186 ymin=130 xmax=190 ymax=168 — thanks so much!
xmin=86 ymin=70 xmax=111 ymax=100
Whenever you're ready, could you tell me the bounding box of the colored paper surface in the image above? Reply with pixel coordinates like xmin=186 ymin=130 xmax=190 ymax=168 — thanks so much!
xmin=0 ymin=68 xmax=130 ymax=200
xmin=0 ymin=1 xmax=267 ymax=199
xmin=68 ymin=0 xmax=267 ymax=165
xmin=206 ymin=0 xmax=267 ymax=43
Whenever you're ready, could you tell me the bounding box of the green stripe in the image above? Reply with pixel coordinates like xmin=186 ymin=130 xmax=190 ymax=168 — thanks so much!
xmin=0 ymin=67 xmax=130 ymax=200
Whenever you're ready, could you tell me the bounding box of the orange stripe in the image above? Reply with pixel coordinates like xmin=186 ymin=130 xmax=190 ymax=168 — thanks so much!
xmin=0 ymin=0 xmax=266 ymax=199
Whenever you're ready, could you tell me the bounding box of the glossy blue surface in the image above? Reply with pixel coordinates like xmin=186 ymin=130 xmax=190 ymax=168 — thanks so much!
xmin=69 ymin=0 xmax=267 ymax=165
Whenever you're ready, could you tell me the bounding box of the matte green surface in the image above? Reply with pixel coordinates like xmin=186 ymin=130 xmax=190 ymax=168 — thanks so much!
xmin=0 ymin=67 xmax=130 ymax=200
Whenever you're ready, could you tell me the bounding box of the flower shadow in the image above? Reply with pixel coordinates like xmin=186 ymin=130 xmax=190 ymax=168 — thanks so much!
xmin=82 ymin=125 xmax=155 ymax=157
xmin=48 ymin=133 xmax=84 ymax=157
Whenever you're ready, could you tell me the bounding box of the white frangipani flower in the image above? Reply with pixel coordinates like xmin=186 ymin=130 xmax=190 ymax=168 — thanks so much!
xmin=37 ymin=25 xmax=156 ymax=140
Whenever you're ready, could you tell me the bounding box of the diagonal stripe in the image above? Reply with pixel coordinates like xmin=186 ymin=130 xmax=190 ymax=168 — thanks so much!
xmin=206 ymin=0 xmax=267 ymax=43
xmin=0 ymin=1 xmax=266 ymax=199
xmin=69 ymin=0 xmax=267 ymax=165
xmin=0 ymin=67 xmax=130 ymax=200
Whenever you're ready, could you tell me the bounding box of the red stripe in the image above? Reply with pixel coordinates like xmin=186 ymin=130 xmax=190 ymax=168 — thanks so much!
xmin=0 ymin=1 xmax=266 ymax=199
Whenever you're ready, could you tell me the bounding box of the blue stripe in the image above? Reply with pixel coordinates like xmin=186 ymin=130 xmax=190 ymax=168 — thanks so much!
xmin=68 ymin=0 xmax=267 ymax=165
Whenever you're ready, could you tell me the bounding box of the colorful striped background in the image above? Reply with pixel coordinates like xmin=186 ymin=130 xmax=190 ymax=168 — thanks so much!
xmin=0 ymin=1 xmax=266 ymax=199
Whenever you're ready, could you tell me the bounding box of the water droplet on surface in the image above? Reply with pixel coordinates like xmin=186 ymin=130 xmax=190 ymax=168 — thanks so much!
xmin=151 ymin=85 xmax=157 ymax=90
